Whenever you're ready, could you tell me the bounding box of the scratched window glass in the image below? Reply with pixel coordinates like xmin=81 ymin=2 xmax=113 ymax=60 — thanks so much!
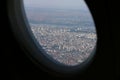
xmin=24 ymin=0 xmax=97 ymax=66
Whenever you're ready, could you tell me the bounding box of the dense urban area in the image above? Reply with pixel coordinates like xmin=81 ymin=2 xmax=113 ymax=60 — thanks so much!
xmin=26 ymin=8 xmax=97 ymax=66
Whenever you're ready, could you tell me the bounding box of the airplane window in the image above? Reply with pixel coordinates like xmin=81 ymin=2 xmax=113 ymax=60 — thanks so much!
xmin=23 ymin=0 xmax=97 ymax=66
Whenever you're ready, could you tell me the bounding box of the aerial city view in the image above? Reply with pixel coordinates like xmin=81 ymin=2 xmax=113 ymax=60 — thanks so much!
xmin=24 ymin=0 xmax=97 ymax=66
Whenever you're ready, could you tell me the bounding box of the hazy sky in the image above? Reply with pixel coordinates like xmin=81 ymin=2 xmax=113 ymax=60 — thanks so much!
xmin=24 ymin=0 xmax=88 ymax=9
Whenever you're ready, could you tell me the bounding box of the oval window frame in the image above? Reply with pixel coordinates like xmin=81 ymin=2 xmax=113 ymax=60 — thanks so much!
xmin=7 ymin=0 xmax=97 ymax=76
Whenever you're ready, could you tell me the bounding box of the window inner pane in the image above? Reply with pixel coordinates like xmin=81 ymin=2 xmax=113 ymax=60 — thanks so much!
xmin=24 ymin=0 xmax=97 ymax=66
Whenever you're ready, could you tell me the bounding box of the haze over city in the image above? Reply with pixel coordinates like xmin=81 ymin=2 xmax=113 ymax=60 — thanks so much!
xmin=24 ymin=0 xmax=88 ymax=10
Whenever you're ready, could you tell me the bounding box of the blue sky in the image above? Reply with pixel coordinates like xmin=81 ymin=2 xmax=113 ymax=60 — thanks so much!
xmin=24 ymin=0 xmax=88 ymax=9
